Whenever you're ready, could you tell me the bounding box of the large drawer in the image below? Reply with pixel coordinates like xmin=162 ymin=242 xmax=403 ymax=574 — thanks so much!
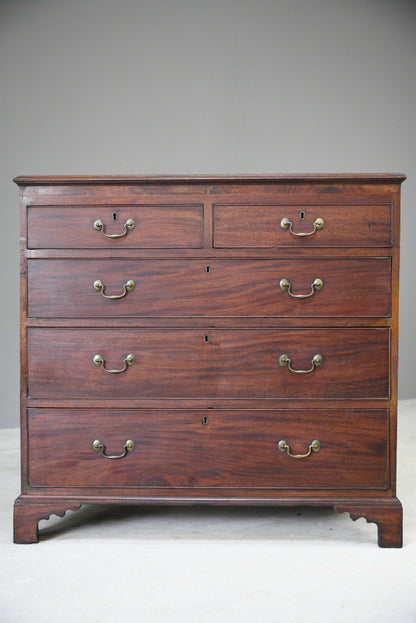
xmin=27 ymin=409 xmax=389 ymax=489
xmin=213 ymin=204 xmax=392 ymax=247
xmin=28 ymin=258 xmax=391 ymax=318
xmin=27 ymin=205 xmax=203 ymax=248
xmin=27 ymin=328 xmax=390 ymax=399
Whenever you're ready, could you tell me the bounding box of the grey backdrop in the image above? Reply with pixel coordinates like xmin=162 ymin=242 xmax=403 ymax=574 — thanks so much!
xmin=1 ymin=0 xmax=415 ymax=427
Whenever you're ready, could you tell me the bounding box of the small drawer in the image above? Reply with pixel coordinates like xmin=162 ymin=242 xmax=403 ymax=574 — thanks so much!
xmin=27 ymin=204 xmax=203 ymax=248
xmin=213 ymin=204 xmax=392 ymax=247
xmin=27 ymin=257 xmax=391 ymax=318
xmin=27 ymin=327 xmax=390 ymax=399
xmin=27 ymin=409 xmax=389 ymax=490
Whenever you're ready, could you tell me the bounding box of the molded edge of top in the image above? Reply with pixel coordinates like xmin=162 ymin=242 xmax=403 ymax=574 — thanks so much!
xmin=13 ymin=173 xmax=407 ymax=186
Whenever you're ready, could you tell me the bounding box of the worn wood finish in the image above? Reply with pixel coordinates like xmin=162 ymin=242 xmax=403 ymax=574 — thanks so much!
xmin=15 ymin=174 xmax=404 ymax=545
xmin=28 ymin=409 xmax=388 ymax=489
xmin=334 ymin=500 xmax=403 ymax=548
xmin=27 ymin=327 xmax=389 ymax=399
xmin=28 ymin=258 xmax=391 ymax=318
xmin=13 ymin=499 xmax=82 ymax=544
xmin=213 ymin=204 xmax=393 ymax=248
xmin=27 ymin=205 xmax=204 ymax=249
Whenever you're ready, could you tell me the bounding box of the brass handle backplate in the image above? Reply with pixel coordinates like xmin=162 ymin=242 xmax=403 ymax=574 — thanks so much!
xmin=92 ymin=439 xmax=135 ymax=459
xmin=93 ymin=353 xmax=136 ymax=374
xmin=280 ymin=217 xmax=324 ymax=237
xmin=279 ymin=277 xmax=323 ymax=298
xmin=93 ymin=218 xmax=135 ymax=239
xmin=93 ymin=279 xmax=135 ymax=299
xmin=278 ymin=439 xmax=321 ymax=459
xmin=279 ymin=353 xmax=323 ymax=374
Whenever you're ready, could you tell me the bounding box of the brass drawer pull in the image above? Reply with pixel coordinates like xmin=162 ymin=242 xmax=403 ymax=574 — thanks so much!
xmin=93 ymin=218 xmax=135 ymax=238
xmin=92 ymin=439 xmax=135 ymax=459
xmin=93 ymin=353 xmax=136 ymax=374
xmin=278 ymin=439 xmax=321 ymax=459
xmin=279 ymin=353 xmax=323 ymax=374
xmin=279 ymin=277 xmax=323 ymax=298
xmin=280 ymin=217 xmax=324 ymax=237
xmin=93 ymin=279 xmax=135 ymax=299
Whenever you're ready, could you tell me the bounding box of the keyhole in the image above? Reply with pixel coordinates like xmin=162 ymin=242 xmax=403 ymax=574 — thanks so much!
xmin=300 ymin=211 xmax=305 ymax=220
xmin=112 ymin=212 xmax=117 ymax=221
xmin=205 ymin=265 xmax=210 ymax=273
xmin=204 ymin=335 xmax=209 ymax=343
xmin=202 ymin=416 xmax=208 ymax=425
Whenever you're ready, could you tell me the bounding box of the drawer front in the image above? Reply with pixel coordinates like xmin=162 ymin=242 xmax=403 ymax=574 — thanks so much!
xmin=27 ymin=409 xmax=389 ymax=489
xmin=28 ymin=258 xmax=391 ymax=318
xmin=28 ymin=328 xmax=390 ymax=399
xmin=213 ymin=204 xmax=392 ymax=247
xmin=27 ymin=205 xmax=203 ymax=248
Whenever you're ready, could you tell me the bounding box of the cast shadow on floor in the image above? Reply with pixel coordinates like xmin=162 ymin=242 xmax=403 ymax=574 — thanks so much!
xmin=38 ymin=504 xmax=376 ymax=544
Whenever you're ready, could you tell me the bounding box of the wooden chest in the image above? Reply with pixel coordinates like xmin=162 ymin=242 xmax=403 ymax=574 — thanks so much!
xmin=14 ymin=174 xmax=405 ymax=546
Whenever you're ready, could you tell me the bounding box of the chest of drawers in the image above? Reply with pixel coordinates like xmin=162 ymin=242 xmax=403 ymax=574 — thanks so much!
xmin=14 ymin=174 xmax=405 ymax=546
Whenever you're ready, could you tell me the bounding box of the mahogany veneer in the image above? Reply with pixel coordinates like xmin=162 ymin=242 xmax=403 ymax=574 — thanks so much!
xmin=14 ymin=174 xmax=405 ymax=545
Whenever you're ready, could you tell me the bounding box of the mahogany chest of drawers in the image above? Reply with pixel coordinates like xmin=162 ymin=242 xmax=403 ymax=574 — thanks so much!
xmin=14 ymin=174 xmax=405 ymax=546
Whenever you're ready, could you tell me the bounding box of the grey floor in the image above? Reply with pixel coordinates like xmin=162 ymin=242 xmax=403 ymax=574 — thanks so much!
xmin=1 ymin=400 xmax=415 ymax=622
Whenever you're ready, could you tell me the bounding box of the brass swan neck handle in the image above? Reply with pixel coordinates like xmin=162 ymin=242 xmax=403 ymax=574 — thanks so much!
xmin=279 ymin=353 xmax=323 ymax=374
xmin=93 ymin=353 xmax=136 ymax=374
xmin=93 ymin=279 xmax=135 ymax=300
xmin=93 ymin=218 xmax=135 ymax=239
xmin=278 ymin=439 xmax=321 ymax=459
xmin=92 ymin=439 xmax=135 ymax=459
xmin=280 ymin=217 xmax=324 ymax=237
xmin=279 ymin=277 xmax=323 ymax=298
